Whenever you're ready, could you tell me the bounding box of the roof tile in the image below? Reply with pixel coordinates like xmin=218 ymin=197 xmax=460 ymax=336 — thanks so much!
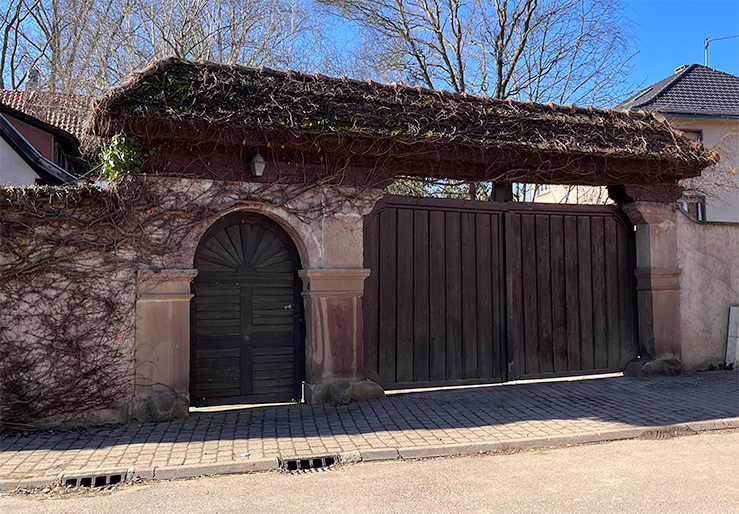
xmin=616 ymin=64 xmax=739 ymax=116
xmin=0 ymin=89 xmax=92 ymax=140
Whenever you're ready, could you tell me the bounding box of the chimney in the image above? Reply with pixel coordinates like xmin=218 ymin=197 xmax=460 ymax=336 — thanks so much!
xmin=27 ymin=68 xmax=41 ymax=91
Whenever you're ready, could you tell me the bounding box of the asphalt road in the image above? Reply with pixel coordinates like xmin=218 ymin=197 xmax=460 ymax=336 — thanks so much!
xmin=3 ymin=430 xmax=738 ymax=514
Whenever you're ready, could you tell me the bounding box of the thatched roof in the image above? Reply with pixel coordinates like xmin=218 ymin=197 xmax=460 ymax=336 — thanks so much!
xmin=90 ymin=57 xmax=715 ymax=185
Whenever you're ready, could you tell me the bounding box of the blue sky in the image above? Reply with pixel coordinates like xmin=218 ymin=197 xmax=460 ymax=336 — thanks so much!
xmin=623 ymin=0 xmax=739 ymax=93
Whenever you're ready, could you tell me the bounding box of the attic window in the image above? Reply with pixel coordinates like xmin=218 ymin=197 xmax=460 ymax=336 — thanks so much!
xmin=680 ymin=130 xmax=703 ymax=144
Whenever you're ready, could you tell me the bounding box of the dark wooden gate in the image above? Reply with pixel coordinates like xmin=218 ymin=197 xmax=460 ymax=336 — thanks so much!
xmin=363 ymin=195 xmax=638 ymax=389
xmin=191 ymin=213 xmax=304 ymax=406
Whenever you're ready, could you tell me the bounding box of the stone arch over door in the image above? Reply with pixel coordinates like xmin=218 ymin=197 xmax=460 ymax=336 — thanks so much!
xmin=191 ymin=212 xmax=304 ymax=407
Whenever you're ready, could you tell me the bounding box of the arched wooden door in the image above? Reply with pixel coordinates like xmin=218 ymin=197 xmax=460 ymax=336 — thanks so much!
xmin=191 ymin=213 xmax=304 ymax=407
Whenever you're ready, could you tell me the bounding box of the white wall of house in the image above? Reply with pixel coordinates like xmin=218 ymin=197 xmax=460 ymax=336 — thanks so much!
xmin=533 ymin=184 xmax=610 ymax=205
xmin=0 ymin=136 xmax=40 ymax=185
xmin=673 ymin=117 xmax=739 ymax=223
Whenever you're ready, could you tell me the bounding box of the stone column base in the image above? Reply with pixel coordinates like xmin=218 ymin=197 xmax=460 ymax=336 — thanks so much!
xmin=304 ymin=380 xmax=385 ymax=405
xmin=623 ymin=358 xmax=683 ymax=378
xmin=127 ymin=393 xmax=190 ymax=422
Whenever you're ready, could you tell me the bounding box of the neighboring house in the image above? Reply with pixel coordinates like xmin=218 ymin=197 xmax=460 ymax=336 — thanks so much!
xmin=0 ymin=90 xmax=90 ymax=185
xmin=531 ymin=183 xmax=610 ymax=205
xmin=616 ymin=64 xmax=739 ymax=223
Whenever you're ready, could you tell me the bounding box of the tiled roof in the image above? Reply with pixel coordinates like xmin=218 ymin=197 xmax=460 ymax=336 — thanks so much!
xmin=616 ymin=64 xmax=739 ymax=117
xmin=0 ymin=89 xmax=92 ymax=140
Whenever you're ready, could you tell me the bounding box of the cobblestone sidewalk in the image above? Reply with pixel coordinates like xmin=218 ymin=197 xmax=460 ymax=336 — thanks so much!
xmin=1 ymin=372 xmax=738 ymax=488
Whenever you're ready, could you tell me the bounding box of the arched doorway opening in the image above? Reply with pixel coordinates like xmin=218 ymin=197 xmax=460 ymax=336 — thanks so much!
xmin=191 ymin=212 xmax=304 ymax=406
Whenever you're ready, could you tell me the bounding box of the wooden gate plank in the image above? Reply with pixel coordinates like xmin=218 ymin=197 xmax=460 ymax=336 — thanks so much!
xmin=445 ymin=211 xmax=463 ymax=380
xmin=505 ymin=212 xmax=523 ymax=380
xmin=604 ymin=217 xmax=620 ymax=369
xmin=461 ymin=212 xmax=478 ymax=378
xmin=577 ymin=217 xmax=595 ymax=370
xmin=564 ymin=215 xmax=581 ymax=371
xmin=413 ymin=209 xmax=431 ymax=382
xmin=491 ymin=214 xmax=505 ymax=381
xmin=590 ymin=217 xmax=608 ymax=369
xmin=476 ymin=213 xmax=494 ymax=378
xmin=429 ymin=210 xmax=447 ymax=381
xmin=521 ymin=214 xmax=539 ymax=376
xmin=536 ymin=214 xmax=554 ymax=374
xmin=550 ymin=215 xmax=568 ymax=373
xmin=396 ymin=209 xmax=415 ymax=383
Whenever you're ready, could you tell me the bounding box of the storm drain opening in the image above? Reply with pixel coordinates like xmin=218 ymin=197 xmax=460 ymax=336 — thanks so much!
xmin=281 ymin=455 xmax=337 ymax=472
xmin=62 ymin=471 xmax=127 ymax=488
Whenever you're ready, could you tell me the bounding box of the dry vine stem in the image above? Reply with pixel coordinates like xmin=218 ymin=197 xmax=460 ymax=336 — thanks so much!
xmin=0 ymin=173 xmax=379 ymax=429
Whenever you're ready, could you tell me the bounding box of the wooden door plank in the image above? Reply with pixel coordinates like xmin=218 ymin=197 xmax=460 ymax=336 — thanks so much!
xmin=240 ymin=346 xmax=253 ymax=396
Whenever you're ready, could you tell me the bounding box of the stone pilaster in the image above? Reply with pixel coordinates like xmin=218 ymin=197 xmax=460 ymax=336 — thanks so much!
xmin=623 ymin=202 xmax=682 ymax=361
xmin=133 ymin=268 xmax=197 ymax=420
xmin=298 ymin=268 xmax=385 ymax=404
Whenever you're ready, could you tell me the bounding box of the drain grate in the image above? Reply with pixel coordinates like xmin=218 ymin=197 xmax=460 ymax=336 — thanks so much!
xmin=280 ymin=455 xmax=337 ymax=472
xmin=61 ymin=470 xmax=127 ymax=488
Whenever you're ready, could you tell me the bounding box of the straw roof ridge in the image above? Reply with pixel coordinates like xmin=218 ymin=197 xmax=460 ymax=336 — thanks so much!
xmin=90 ymin=57 xmax=715 ymax=180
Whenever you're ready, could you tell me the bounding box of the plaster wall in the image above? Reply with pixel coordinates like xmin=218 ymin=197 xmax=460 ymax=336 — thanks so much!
xmin=0 ymin=136 xmax=40 ymax=185
xmin=142 ymin=178 xmax=381 ymax=271
xmin=677 ymin=211 xmax=739 ymax=370
xmin=672 ymin=117 xmax=739 ymax=223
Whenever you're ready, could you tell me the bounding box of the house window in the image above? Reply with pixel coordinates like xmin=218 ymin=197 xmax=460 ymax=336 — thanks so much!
xmin=537 ymin=184 xmax=550 ymax=193
xmin=680 ymin=195 xmax=706 ymax=222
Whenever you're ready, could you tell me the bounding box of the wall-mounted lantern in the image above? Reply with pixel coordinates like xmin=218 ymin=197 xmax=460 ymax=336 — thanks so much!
xmin=249 ymin=151 xmax=266 ymax=177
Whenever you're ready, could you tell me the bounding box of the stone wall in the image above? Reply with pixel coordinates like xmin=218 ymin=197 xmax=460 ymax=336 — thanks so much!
xmin=677 ymin=211 xmax=739 ymax=370
xmin=0 ymin=176 xmax=384 ymax=426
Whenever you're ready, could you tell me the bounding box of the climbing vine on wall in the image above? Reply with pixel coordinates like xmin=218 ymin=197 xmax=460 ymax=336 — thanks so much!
xmin=0 ymin=174 xmax=378 ymax=430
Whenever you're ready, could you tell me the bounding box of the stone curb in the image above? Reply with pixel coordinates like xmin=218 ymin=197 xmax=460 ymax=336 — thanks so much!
xmin=387 ymin=419 xmax=739 ymax=462
xmin=152 ymin=458 xmax=279 ymax=481
xmin=2 ymin=418 xmax=737 ymax=491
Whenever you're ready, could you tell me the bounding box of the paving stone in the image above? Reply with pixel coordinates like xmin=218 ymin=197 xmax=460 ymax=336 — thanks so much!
xmin=1 ymin=372 xmax=737 ymax=489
